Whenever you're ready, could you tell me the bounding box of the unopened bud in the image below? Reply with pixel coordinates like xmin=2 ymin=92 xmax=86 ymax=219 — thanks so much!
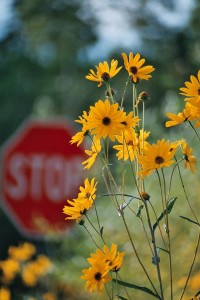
xmin=140 ymin=192 xmax=150 ymax=201
xmin=105 ymin=88 xmax=116 ymax=97
xmin=138 ymin=91 xmax=150 ymax=101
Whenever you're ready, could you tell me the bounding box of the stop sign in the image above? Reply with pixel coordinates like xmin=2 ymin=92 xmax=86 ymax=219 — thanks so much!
xmin=0 ymin=119 xmax=85 ymax=238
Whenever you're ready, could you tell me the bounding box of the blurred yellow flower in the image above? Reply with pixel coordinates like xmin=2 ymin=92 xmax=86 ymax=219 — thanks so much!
xmin=0 ymin=258 xmax=20 ymax=283
xmin=22 ymin=255 xmax=52 ymax=287
xmin=8 ymin=243 xmax=36 ymax=262
xmin=42 ymin=293 xmax=57 ymax=300
xmin=86 ymin=59 xmax=122 ymax=87
xmin=0 ymin=287 xmax=11 ymax=300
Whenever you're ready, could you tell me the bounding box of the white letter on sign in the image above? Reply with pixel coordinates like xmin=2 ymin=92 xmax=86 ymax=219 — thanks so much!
xmin=44 ymin=155 xmax=66 ymax=202
xmin=5 ymin=153 xmax=28 ymax=200
xmin=29 ymin=154 xmax=45 ymax=200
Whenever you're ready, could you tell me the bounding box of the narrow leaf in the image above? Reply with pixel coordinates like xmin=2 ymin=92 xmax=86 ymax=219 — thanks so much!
xmin=112 ymin=279 xmax=160 ymax=299
xmin=100 ymin=226 xmax=104 ymax=236
xmin=180 ymin=216 xmax=200 ymax=226
xmin=118 ymin=296 xmax=128 ymax=300
xmin=153 ymin=197 xmax=177 ymax=232
xmin=136 ymin=205 xmax=144 ymax=218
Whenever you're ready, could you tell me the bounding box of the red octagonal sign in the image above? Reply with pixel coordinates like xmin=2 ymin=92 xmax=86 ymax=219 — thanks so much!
xmin=0 ymin=119 xmax=85 ymax=238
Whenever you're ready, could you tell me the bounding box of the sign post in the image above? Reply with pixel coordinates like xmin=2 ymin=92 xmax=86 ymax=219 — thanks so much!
xmin=0 ymin=119 xmax=85 ymax=238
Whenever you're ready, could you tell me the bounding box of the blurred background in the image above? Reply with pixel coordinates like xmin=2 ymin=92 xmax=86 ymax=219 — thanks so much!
xmin=0 ymin=0 xmax=200 ymax=299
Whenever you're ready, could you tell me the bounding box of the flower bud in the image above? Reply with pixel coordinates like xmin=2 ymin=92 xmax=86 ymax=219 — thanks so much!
xmin=138 ymin=91 xmax=150 ymax=101
xmin=140 ymin=192 xmax=150 ymax=201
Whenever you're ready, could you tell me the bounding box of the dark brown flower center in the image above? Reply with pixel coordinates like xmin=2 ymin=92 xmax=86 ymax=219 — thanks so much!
xmin=198 ymin=87 xmax=200 ymax=95
xmin=101 ymin=72 xmax=110 ymax=81
xmin=85 ymin=192 xmax=91 ymax=199
xmin=183 ymin=154 xmax=189 ymax=161
xmin=130 ymin=66 xmax=138 ymax=74
xmin=94 ymin=272 xmax=102 ymax=281
xmin=121 ymin=121 xmax=127 ymax=126
xmin=127 ymin=140 xmax=133 ymax=146
xmin=155 ymin=156 xmax=164 ymax=164
xmin=102 ymin=117 xmax=111 ymax=125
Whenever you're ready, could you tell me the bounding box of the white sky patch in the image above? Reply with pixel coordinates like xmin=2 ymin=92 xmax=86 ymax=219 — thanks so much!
xmin=82 ymin=0 xmax=195 ymax=61
xmin=86 ymin=5 xmax=141 ymax=60
xmin=146 ymin=0 xmax=195 ymax=28
xmin=0 ymin=0 xmax=14 ymax=39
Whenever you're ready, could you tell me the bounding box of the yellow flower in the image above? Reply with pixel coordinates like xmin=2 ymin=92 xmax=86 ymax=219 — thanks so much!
xmin=122 ymin=52 xmax=155 ymax=83
xmin=180 ymin=70 xmax=200 ymax=102
xmin=78 ymin=178 xmax=97 ymax=201
xmin=81 ymin=260 xmax=111 ymax=294
xmin=8 ymin=243 xmax=36 ymax=261
xmin=113 ymin=129 xmax=150 ymax=161
xmin=70 ymin=111 xmax=89 ymax=146
xmin=63 ymin=178 xmax=97 ymax=221
xmin=22 ymin=255 xmax=52 ymax=287
xmin=86 ymin=59 xmax=122 ymax=87
xmin=42 ymin=293 xmax=57 ymax=300
xmin=137 ymin=139 xmax=176 ymax=178
xmin=70 ymin=130 xmax=89 ymax=147
xmin=22 ymin=262 xmax=38 ymax=287
xmin=165 ymin=103 xmax=196 ymax=127
xmin=0 ymin=258 xmax=20 ymax=283
xmin=181 ymin=142 xmax=197 ymax=174
xmin=63 ymin=198 xmax=91 ymax=221
xmin=0 ymin=287 xmax=11 ymax=300
xmin=121 ymin=112 xmax=140 ymax=131
xmin=88 ymin=244 xmax=124 ymax=272
xmin=87 ymin=99 xmax=126 ymax=141
xmin=82 ymin=138 xmax=102 ymax=169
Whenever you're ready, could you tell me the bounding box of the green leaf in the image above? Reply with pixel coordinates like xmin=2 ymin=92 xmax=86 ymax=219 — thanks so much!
xmin=136 ymin=205 xmax=144 ymax=218
xmin=118 ymin=296 xmax=128 ymax=300
xmin=100 ymin=226 xmax=104 ymax=236
xmin=180 ymin=216 xmax=200 ymax=226
xmin=112 ymin=279 xmax=161 ymax=299
xmin=153 ymin=197 xmax=177 ymax=232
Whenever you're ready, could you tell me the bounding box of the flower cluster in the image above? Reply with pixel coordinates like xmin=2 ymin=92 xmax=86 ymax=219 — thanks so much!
xmin=63 ymin=52 xmax=199 ymax=299
xmin=0 ymin=242 xmax=53 ymax=300
xmin=166 ymin=71 xmax=200 ymax=128
xmin=81 ymin=244 xmax=124 ymax=294
xmin=63 ymin=178 xmax=97 ymax=222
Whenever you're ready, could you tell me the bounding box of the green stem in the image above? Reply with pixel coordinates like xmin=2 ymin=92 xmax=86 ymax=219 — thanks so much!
xmin=121 ymin=213 xmax=160 ymax=298
xmin=144 ymin=201 xmax=164 ymax=300
xmin=188 ymin=120 xmax=200 ymax=142
xmin=179 ymin=231 xmax=200 ymax=300
xmin=105 ymin=82 xmax=115 ymax=103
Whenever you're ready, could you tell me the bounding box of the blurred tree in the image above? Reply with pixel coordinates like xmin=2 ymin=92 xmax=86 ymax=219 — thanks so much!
xmin=0 ymin=0 xmax=97 ymax=145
